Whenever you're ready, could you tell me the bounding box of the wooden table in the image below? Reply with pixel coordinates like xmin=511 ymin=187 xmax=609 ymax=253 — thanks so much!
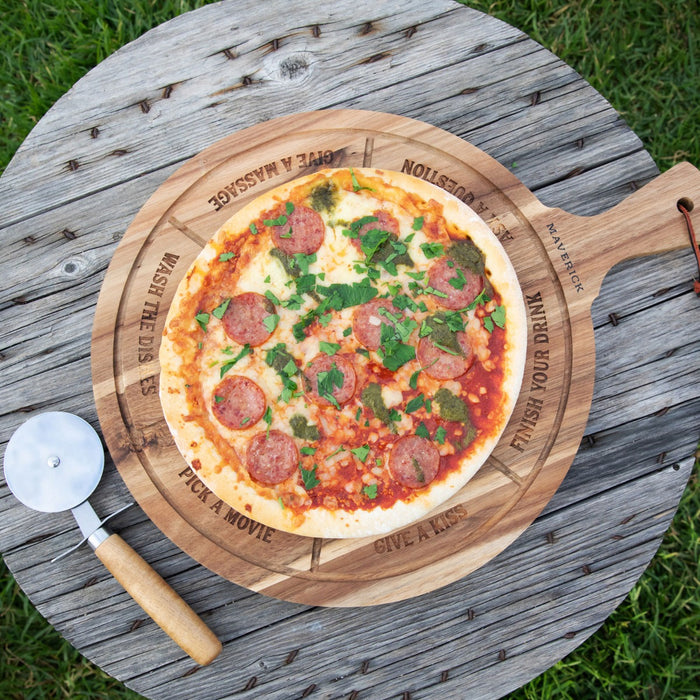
xmin=1 ymin=1 xmax=697 ymax=698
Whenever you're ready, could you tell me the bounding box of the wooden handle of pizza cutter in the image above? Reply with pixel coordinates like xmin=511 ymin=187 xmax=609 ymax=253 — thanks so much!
xmin=93 ymin=533 xmax=222 ymax=665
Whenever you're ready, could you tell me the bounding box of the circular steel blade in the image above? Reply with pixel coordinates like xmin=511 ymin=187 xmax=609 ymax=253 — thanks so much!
xmin=3 ymin=412 xmax=104 ymax=513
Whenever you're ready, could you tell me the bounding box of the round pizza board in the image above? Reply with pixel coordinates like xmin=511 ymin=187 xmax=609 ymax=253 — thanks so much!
xmin=91 ymin=109 xmax=699 ymax=606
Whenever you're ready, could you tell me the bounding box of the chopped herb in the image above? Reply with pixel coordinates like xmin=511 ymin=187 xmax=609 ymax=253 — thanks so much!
xmin=343 ymin=326 xmax=353 ymax=337
xmin=349 ymin=167 xmax=374 ymax=192
xmin=425 ymin=286 xmax=449 ymax=299
xmin=219 ymin=344 xmax=252 ymax=377
xmin=491 ymin=305 xmax=506 ymax=328
xmin=420 ymin=241 xmax=444 ymax=259
xmin=355 ymin=407 xmax=362 ymax=421
xmin=316 ymin=363 xmax=344 ymax=409
xmin=278 ymin=496 xmax=284 ymax=509
xmin=377 ymin=339 xmax=415 ymax=372
xmin=412 ymin=216 xmax=424 ymax=230
xmin=484 ymin=316 xmax=494 ymax=333
xmin=262 ymin=406 xmax=272 ymax=426
xmin=263 ymin=314 xmax=280 ymax=333
xmin=356 ymin=347 xmax=371 ymax=358
xmin=406 ymin=271 xmax=426 ymax=281
xmin=195 ymin=311 xmax=210 ymax=332
xmin=264 ymin=274 xmax=271 ymax=283
xmin=293 ymin=252 xmax=317 ymax=275
xmin=285 ymin=201 xmax=295 ymax=215
xmin=263 ymin=214 xmax=288 ymax=227
xmin=289 ymin=415 xmax=320 ymax=441
xmin=350 ymin=444 xmax=370 ymax=462
xmin=448 ymin=267 xmax=469 ymax=290
xmin=363 ymin=484 xmax=378 ymax=499
xmin=318 ymin=313 xmax=333 ymax=327
xmin=435 ymin=426 xmax=447 ymax=444
xmin=415 ymin=422 xmax=430 ymax=439
xmin=300 ymin=446 xmax=317 ymax=456
xmin=219 ymin=252 xmax=235 ymax=262
xmin=249 ymin=222 xmax=258 ymax=235
xmin=316 ymin=280 xmax=378 ymax=310
xmin=326 ymin=445 xmax=346 ymax=459
xmin=279 ymin=226 xmax=293 ymax=239
xmin=319 ymin=341 xmax=341 ymax=356
xmin=212 ymin=298 xmax=231 ymax=319
xmin=214 ymin=395 xmax=225 ymax=403
xmin=405 ymin=393 xmax=425 ymax=413
xmin=300 ymin=463 xmax=320 ymax=490
xmin=264 ymin=289 xmax=282 ymax=306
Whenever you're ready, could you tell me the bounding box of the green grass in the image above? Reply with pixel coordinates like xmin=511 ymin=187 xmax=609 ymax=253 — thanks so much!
xmin=1 ymin=1 xmax=698 ymax=698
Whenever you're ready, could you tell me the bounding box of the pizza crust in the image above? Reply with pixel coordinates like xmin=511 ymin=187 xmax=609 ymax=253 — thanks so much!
xmin=160 ymin=168 xmax=527 ymax=538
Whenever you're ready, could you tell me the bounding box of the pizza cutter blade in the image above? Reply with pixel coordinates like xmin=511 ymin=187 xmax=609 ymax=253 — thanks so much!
xmin=3 ymin=412 xmax=222 ymax=666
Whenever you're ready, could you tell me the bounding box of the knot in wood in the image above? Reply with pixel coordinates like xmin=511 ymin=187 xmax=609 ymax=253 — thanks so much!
xmin=279 ymin=54 xmax=310 ymax=82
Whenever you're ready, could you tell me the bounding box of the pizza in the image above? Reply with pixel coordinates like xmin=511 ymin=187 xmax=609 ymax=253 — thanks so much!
xmin=159 ymin=167 xmax=526 ymax=538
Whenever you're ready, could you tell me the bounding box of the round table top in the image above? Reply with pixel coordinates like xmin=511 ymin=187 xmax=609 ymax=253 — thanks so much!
xmin=0 ymin=1 xmax=697 ymax=698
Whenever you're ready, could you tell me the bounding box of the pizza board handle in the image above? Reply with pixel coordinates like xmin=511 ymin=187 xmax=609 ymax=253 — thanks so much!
xmin=535 ymin=161 xmax=700 ymax=304
xmin=93 ymin=533 xmax=222 ymax=665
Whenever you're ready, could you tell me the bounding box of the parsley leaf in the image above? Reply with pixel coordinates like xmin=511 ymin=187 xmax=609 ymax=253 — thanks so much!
xmin=220 ymin=344 xmax=252 ymax=377
xmin=319 ymin=341 xmax=341 ymax=356
xmin=285 ymin=201 xmax=295 ymax=215
xmin=219 ymin=252 xmax=235 ymax=262
xmin=363 ymin=483 xmax=378 ymax=499
xmin=195 ymin=311 xmax=210 ymax=332
xmin=415 ymin=422 xmax=430 ymax=439
xmin=349 ymin=167 xmax=374 ymax=192
xmin=405 ymin=394 xmax=425 ymax=413
xmin=249 ymin=222 xmax=258 ymax=235
xmin=300 ymin=463 xmax=320 ymax=490
xmin=263 ymin=314 xmax=280 ymax=333
xmin=212 ymin=298 xmax=231 ymax=319
xmin=316 ymin=363 xmax=344 ymax=409
xmin=263 ymin=214 xmax=288 ymax=227
xmin=435 ymin=426 xmax=447 ymax=444
xmin=412 ymin=216 xmax=424 ymax=231
xmin=420 ymin=242 xmax=444 ymax=259
xmin=350 ymin=444 xmax=370 ymax=462
xmin=491 ymin=305 xmax=506 ymax=328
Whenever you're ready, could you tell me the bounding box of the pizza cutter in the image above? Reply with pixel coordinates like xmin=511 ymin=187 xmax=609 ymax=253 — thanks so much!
xmin=3 ymin=411 xmax=222 ymax=666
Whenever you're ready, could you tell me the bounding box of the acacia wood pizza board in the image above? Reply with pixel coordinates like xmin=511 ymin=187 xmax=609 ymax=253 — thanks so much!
xmin=91 ymin=109 xmax=700 ymax=607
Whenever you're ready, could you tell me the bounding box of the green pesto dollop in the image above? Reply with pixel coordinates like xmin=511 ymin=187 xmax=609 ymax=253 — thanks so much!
xmin=289 ymin=414 xmax=320 ymax=441
xmin=360 ymin=383 xmax=397 ymax=432
xmin=434 ymin=387 xmax=470 ymax=422
xmin=270 ymin=247 xmax=300 ymax=278
xmin=309 ymin=180 xmax=338 ymax=213
xmin=425 ymin=311 xmax=464 ymax=355
xmin=447 ymin=240 xmax=485 ymax=275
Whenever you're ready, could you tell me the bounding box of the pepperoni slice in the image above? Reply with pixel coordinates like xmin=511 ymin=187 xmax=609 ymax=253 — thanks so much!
xmin=212 ymin=376 xmax=266 ymax=430
xmin=352 ymin=298 xmax=404 ymax=350
xmin=221 ymin=292 xmax=275 ymax=346
xmin=303 ymin=353 xmax=357 ymax=407
xmin=273 ymin=205 xmax=325 ymax=255
xmin=417 ymin=333 xmax=475 ymax=380
xmin=388 ymin=436 xmax=440 ymax=489
xmin=428 ymin=258 xmax=483 ymax=310
xmin=246 ymin=430 xmax=299 ymax=485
